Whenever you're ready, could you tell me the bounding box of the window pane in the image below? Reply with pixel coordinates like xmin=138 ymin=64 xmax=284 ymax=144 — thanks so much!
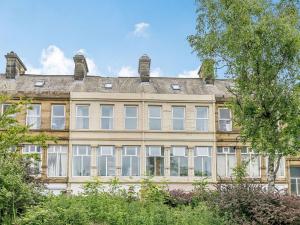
xmin=203 ymin=157 xmax=211 ymax=176
xmin=220 ymin=108 xmax=230 ymax=119
xmin=291 ymin=178 xmax=297 ymax=195
xmin=217 ymin=155 xmax=226 ymax=177
xmin=290 ymin=167 xmax=300 ymax=177
xmin=172 ymin=107 xmax=184 ymax=118
xmin=146 ymin=156 xmax=164 ymax=176
xmin=101 ymin=118 xmax=113 ymax=129
xmin=72 ymin=156 xmax=82 ymax=176
xmin=149 ymin=118 xmax=161 ymax=130
xmin=28 ymin=105 xmax=41 ymax=116
xmin=76 ymin=105 xmax=89 ymax=117
xmin=125 ymin=106 xmax=137 ymax=117
xmin=228 ymin=155 xmax=236 ymax=177
xmin=149 ymin=106 xmax=160 ymax=117
xmin=122 ymin=156 xmax=130 ymax=176
xmin=125 ymin=118 xmax=137 ymax=130
xmin=52 ymin=118 xmax=65 ymax=130
xmin=147 ymin=146 xmax=162 ymax=156
xmin=173 ymin=118 xmax=184 ymax=130
xmin=171 ymin=147 xmax=186 ymax=156
xmin=131 ymin=157 xmax=139 ymax=176
xmin=170 ymin=157 xmax=179 ymax=176
xmin=196 ymin=119 xmax=208 ymax=131
xmin=52 ymin=105 xmax=64 ymax=116
xmin=197 ymin=107 xmax=208 ymax=118
xmin=101 ymin=105 xmax=113 ymax=117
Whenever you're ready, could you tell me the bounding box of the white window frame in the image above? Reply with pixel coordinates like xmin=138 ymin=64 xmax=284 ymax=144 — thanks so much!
xmin=241 ymin=147 xmax=261 ymax=178
xmin=196 ymin=106 xmax=209 ymax=132
xmin=47 ymin=145 xmax=67 ymax=177
xmin=218 ymin=108 xmax=232 ymax=131
xmin=22 ymin=145 xmax=42 ymax=174
xmin=100 ymin=105 xmax=114 ymax=130
xmin=75 ymin=105 xmax=89 ymax=129
xmin=26 ymin=104 xmax=41 ymax=130
xmin=146 ymin=146 xmax=164 ymax=176
xmin=72 ymin=145 xmax=91 ymax=177
xmin=148 ymin=106 xmax=162 ymax=130
xmin=97 ymin=146 xmax=115 ymax=176
xmin=122 ymin=146 xmax=140 ymax=176
xmin=51 ymin=105 xmax=66 ymax=130
xmin=170 ymin=146 xmax=188 ymax=176
xmin=124 ymin=105 xmax=138 ymax=130
xmin=172 ymin=106 xmax=185 ymax=131
xmin=217 ymin=147 xmax=236 ymax=177
xmin=194 ymin=147 xmax=212 ymax=177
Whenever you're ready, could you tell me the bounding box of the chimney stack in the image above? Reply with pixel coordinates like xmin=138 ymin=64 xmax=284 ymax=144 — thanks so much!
xmin=73 ymin=54 xmax=89 ymax=80
xmin=5 ymin=51 xmax=27 ymax=79
xmin=138 ymin=54 xmax=151 ymax=82
xmin=198 ymin=59 xmax=215 ymax=84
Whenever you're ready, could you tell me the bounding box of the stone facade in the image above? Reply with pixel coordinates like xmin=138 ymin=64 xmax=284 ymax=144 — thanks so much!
xmin=0 ymin=52 xmax=299 ymax=195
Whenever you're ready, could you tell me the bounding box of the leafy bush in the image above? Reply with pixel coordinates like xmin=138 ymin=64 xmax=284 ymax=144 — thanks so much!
xmin=165 ymin=189 xmax=195 ymax=207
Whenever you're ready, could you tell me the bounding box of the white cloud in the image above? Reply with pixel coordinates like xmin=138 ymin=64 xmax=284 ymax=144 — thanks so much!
xmin=133 ymin=22 xmax=150 ymax=37
xmin=177 ymin=68 xmax=199 ymax=78
xmin=27 ymin=45 xmax=99 ymax=75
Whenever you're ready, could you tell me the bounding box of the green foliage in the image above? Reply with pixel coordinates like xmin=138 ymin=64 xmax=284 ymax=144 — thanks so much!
xmin=0 ymin=95 xmax=53 ymax=224
xmin=189 ymin=0 xmax=300 ymax=188
xmin=232 ymin=161 xmax=248 ymax=184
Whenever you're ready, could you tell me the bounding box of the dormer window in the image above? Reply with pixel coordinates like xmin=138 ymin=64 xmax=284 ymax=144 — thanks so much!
xmin=171 ymin=84 xmax=180 ymax=90
xmin=34 ymin=80 xmax=45 ymax=87
xmin=104 ymin=83 xmax=112 ymax=89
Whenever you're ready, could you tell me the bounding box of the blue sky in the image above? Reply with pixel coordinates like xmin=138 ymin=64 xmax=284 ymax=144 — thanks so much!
xmin=0 ymin=0 xmax=202 ymax=77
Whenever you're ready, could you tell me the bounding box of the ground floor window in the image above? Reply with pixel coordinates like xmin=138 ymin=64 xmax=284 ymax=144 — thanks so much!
xmin=48 ymin=145 xmax=67 ymax=177
xmin=146 ymin=146 xmax=164 ymax=176
xmin=217 ymin=147 xmax=236 ymax=177
xmin=194 ymin=147 xmax=212 ymax=177
xmin=122 ymin=146 xmax=140 ymax=176
xmin=290 ymin=167 xmax=300 ymax=196
xmin=72 ymin=145 xmax=91 ymax=176
xmin=170 ymin=146 xmax=188 ymax=176
xmin=265 ymin=156 xmax=285 ymax=178
xmin=23 ymin=145 xmax=42 ymax=175
xmin=241 ymin=147 xmax=260 ymax=178
xmin=97 ymin=146 xmax=115 ymax=176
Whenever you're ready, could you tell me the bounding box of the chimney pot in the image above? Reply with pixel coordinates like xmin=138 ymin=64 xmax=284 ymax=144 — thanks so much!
xmin=5 ymin=51 xmax=27 ymax=79
xmin=138 ymin=54 xmax=151 ymax=82
xmin=73 ymin=54 xmax=89 ymax=80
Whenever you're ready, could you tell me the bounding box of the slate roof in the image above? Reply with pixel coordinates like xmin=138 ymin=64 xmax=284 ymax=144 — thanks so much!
xmin=0 ymin=73 xmax=232 ymax=98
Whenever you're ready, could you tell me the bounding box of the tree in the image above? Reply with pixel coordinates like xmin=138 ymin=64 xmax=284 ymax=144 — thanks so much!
xmin=189 ymin=0 xmax=300 ymax=191
xmin=0 ymin=95 xmax=53 ymax=224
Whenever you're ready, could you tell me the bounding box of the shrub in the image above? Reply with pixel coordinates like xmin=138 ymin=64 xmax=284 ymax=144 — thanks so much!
xmin=165 ymin=189 xmax=195 ymax=207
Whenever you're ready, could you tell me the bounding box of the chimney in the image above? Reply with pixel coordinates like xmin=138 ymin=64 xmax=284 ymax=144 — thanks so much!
xmin=5 ymin=51 xmax=27 ymax=79
xmin=198 ymin=59 xmax=215 ymax=84
xmin=73 ymin=54 xmax=89 ymax=80
xmin=138 ymin=54 xmax=151 ymax=82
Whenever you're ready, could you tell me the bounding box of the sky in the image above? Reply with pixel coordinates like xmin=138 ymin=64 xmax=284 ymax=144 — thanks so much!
xmin=0 ymin=0 xmax=204 ymax=78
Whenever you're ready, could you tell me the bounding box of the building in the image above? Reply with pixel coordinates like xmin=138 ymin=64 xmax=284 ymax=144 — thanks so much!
xmin=0 ymin=51 xmax=299 ymax=195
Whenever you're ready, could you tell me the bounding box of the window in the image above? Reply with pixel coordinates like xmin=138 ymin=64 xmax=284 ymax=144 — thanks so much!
xmin=171 ymin=84 xmax=181 ymax=90
xmin=97 ymin=146 xmax=115 ymax=176
xmin=290 ymin=167 xmax=300 ymax=196
xmin=104 ymin=83 xmax=112 ymax=89
xmin=219 ymin=108 xmax=232 ymax=131
xmin=241 ymin=147 xmax=260 ymax=178
xmin=265 ymin=156 xmax=285 ymax=178
xmin=48 ymin=145 xmax=67 ymax=177
xmin=34 ymin=80 xmax=45 ymax=87
xmin=217 ymin=147 xmax=236 ymax=177
xmin=125 ymin=106 xmax=138 ymax=130
xmin=172 ymin=106 xmax=185 ymax=130
xmin=1 ymin=104 xmax=16 ymax=118
xmin=51 ymin=105 xmax=65 ymax=130
xmin=72 ymin=145 xmax=91 ymax=176
xmin=194 ymin=147 xmax=212 ymax=177
xmin=146 ymin=146 xmax=164 ymax=176
xmin=122 ymin=146 xmax=140 ymax=176
xmin=23 ymin=145 xmax=42 ymax=175
xmin=196 ymin=107 xmax=209 ymax=132
xmin=170 ymin=146 xmax=188 ymax=176
xmin=101 ymin=105 xmax=113 ymax=129
xmin=26 ymin=104 xmax=41 ymax=129
xmin=76 ymin=105 xmax=89 ymax=129
xmin=149 ymin=106 xmax=161 ymax=130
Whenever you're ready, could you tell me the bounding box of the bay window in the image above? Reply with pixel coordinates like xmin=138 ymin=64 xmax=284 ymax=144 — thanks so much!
xmin=241 ymin=147 xmax=260 ymax=178
xmin=122 ymin=146 xmax=140 ymax=176
xmin=217 ymin=147 xmax=236 ymax=177
xmin=97 ymin=146 xmax=115 ymax=176
xmin=48 ymin=145 xmax=67 ymax=177
xmin=72 ymin=145 xmax=91 ymax=176
xmin=26 ymin=104 xmax=41 ymax=129
xmin=194 ymin=147 xmax=212 ymax=177
xmin=146 ymin=146 xmax=164 ymax=176
xmin=170 ymin=146 xmax=188 ymax=176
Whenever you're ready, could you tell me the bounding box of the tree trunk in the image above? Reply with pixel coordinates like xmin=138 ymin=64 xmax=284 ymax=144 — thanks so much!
xmin=267 ymin=155 xmax=281 ymax=192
